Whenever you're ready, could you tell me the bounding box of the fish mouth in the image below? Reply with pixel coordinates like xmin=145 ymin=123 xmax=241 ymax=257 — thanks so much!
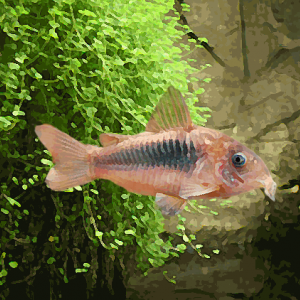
xmin=259 ymin=177 xmax=277 ymax=201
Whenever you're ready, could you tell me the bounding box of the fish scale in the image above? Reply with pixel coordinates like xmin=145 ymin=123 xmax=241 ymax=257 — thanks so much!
xmin=91 ymin=131 xmax=201 ymax=197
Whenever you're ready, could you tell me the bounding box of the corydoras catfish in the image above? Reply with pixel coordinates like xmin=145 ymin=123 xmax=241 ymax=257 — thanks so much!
xmin=35 ymin=87 xmax=276 ymax=216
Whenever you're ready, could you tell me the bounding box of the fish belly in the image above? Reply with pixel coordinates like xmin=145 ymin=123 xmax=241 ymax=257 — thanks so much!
xmin=96 ymin=165 xmax=184 ymax=196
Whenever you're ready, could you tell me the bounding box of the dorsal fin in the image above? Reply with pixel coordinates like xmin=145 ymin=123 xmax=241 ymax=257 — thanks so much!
xmin=99 ymin=133 xmax=131 ymax=147
xmin=146 ymin=86 xmax=195 ymax=133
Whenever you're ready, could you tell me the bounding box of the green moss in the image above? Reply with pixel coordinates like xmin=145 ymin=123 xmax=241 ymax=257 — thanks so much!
xmin=0 ymin=0 xmax=210 ymax=289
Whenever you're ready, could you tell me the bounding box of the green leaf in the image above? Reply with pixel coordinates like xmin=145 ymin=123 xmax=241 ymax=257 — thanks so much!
xmin=198 ymin=205 xmax=208 ymax=209
xmin=95 ymin=231 xmax=103 ymax=237
xmin=0 ymin=117 xmax=12 ymax=126
xmin=210 ymin=210 xmax=218 ymax=216
xmin=9 ymin=261 xmax=18 ymax=268
xmin=115 ymin=239 xmax=123 ymax=246
xmin=132 ymin=48 xmax=146 ymax=55
xmin=136 ymin=203 xmax=143 ymax=209
xmin=177 ymin=216 xmax=186 ymax=222
xmin=15 ymin=53 xmax=28 ymax=63
xmin=154 ymin=239 xmax=163 ymax=246
xmin=49 ymin=20 xmax=60 ymax=29
xmin=12 ymin=110 xmax=25 ymax=116
xmin=8 ymin=63 xmax=20 ymax=70
xmin=12 ymin=177 xmax=19 ymax=185
xmin=110 ymin=243 xmax=118 ymax=249
xmin=49 ymin=28 xmax=58 ymax=39
xmin=86 ymin=107 xmax=97 ymax=118
xmin=79 ymin=9 xmax=97 ymax=17
xmin=177 ymin=244 xmax=186 ymax=251
xmin=4 ymin=195 xmax=21 ymax=207
xmin=189 ymin=234 xmax=196 ymax=240
xmin=47 ymin=257 xmax=56 ymax=264
xmin=114 ymin=57 xmax=124 ymax=66
xmin=124 ymin=229 xmax=135 ymax=235
xmin=58 ymin=268 xmax=64 ymax=275
xmin=41 ymin=159 xmax=53 ymax=166
xmin=182 ymin=234 xmax=189 ymax=242
xmin=195 ymin=88 xmax=205 ymax=94
xmin=75 ymin=268 xmax=87 ymax=273
xmin=148 ymin=258 xmax=154 ymax=265
xmin=176 ymin=224 xmax=185 ymax=231
xmin=1 ymin=208 xmax=9 ymax=215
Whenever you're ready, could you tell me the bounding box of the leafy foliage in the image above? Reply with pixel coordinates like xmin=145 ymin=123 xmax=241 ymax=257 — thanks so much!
xmin=0 ymin=0 xmax=210 ymax=291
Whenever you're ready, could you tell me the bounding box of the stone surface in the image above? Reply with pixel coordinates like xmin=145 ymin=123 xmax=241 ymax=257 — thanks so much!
xmin=127 ymin=0 xmax=300 ymax=298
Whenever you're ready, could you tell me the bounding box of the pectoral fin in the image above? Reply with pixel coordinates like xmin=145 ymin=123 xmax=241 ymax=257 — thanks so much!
xmin=179 ymin=182 xmax=219 ymax=199
xmin=179 ymin=157 xmax=219 ymax=199
xmin=155 ymin=193 xmax=187 ymax=216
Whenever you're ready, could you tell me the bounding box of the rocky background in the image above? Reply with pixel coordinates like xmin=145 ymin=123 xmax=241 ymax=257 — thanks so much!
xmin=127 ymin=0 xmax=300 ymax=299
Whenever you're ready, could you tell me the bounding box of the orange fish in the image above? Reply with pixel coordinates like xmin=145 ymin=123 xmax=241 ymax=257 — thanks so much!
xmin=35 ymin=87 xmax=276 ymax=216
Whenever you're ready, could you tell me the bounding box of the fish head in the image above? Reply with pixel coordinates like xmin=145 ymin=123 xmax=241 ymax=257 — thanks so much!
xmin=217 ymin=141 xmax=276 ymax=201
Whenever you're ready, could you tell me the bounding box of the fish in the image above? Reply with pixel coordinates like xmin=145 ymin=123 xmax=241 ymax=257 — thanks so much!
xmin=35 ymin=87 xmax=277 ymax=216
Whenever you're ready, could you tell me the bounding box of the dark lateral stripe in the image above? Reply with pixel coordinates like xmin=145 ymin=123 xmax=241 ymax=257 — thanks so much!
xmin=135 ymin=148 xmax=143 ymax=162
xmin=125 ymin=149 xmax=132 ymax=162
xmin=97 ymin=138 xmax=200 ymax=172
xmin=120 ymin=151 xmax=127 ymax=164
xmin=111 ymin=152 xmax=119 ymax=164
xmin=183 ymin=140 xmax=188 ymax=156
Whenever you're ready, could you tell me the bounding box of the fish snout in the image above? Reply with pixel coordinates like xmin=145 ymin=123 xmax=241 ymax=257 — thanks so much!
xmin=261 ymin=176 xmax=277 ymax=201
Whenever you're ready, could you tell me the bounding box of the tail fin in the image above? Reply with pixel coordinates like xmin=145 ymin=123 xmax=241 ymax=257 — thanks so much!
xmin=35 ymin=124 xmax=99 ymax=191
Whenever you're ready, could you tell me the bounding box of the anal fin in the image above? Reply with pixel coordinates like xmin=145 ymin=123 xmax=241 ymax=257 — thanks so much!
xmin=155 ymin=193 xmax=187 ymax=216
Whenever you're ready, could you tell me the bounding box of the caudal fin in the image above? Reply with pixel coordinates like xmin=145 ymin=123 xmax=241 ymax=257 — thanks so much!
xmin=35 ymin=124 xmax=99 ymax=191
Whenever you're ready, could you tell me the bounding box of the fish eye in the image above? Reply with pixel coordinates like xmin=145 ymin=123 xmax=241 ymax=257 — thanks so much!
xmin=232 ymin=152 xmax=247 ymax=167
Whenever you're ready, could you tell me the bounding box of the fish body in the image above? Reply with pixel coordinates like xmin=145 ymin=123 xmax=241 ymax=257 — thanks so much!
xmin=35 ymin=87 xmax=276 ymax=216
